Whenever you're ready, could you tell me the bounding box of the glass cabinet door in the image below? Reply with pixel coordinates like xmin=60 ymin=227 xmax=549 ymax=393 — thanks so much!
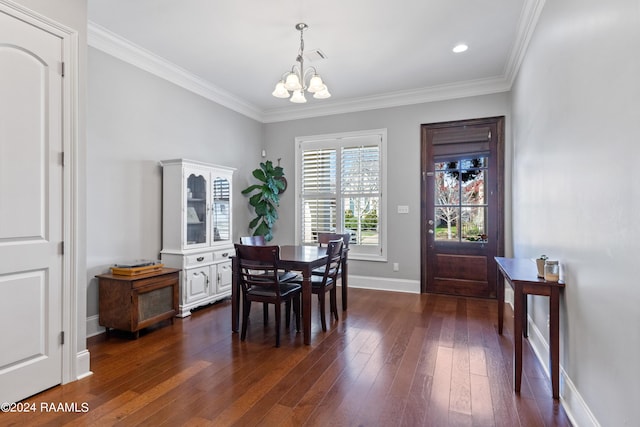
xmin=212 ymin=177 xmax=230 ymax=242
xmin=186 ymin=173 xmax=208 ymax=246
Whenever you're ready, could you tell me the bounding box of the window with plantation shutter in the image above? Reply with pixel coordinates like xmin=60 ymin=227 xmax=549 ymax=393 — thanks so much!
xmin=296 ymin=129 xmax=386 ymax=261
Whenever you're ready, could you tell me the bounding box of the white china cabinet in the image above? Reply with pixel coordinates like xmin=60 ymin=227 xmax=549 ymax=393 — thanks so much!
xmin=160 ymin=159 xmax=235 ymax=317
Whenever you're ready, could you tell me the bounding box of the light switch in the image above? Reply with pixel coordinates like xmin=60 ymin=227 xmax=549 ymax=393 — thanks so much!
xmin=397 ymin=205 xmax=409 ymax=214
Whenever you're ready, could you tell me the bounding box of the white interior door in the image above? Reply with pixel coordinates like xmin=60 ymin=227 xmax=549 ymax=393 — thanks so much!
xmin=0 ymin=9 xmax=64 ymax=403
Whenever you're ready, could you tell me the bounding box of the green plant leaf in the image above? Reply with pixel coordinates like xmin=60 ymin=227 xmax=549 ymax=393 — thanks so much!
xmin=254 ymin=222 xmax=270 ymax=237
xmin=266 ymin=179 xmax=279 ymax=194
xmin=248 ymin=193 xmax=263 ymax=207
xmin=255 ymin=202 xmax=269 ymax=216
xmin=252 ymin=168 xmax=267 ymax=182
xmin=248 ymin=216 xmax=261 ymax=229
xmin=241 ymin=184 xmax=262 ymax=195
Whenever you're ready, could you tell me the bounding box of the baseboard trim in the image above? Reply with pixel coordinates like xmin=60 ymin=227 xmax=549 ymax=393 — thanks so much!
xmin=74 ymin=350 xmax=92 ymax=381
xmin=346 ymin=275 xmax=420 ymax=294
xmin=526 ymin=315 xmax=600 ymax=427
xmin=502 ymin=287 xmax=600 ymax=427
xmin=86 ymin=314 xmax=105 ymax=338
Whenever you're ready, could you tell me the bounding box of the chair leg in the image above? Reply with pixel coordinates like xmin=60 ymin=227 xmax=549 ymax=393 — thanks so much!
xmin=274 ymin=302 xmax=281 ymax=348
xmin=263 ymin=302 xmax=269 ymax=325
xmin=285 ymin=300 xmax=292 ymax=328
xmin=318 ymin=292 xmax=327 ymax=332
xmin=241 ymin=300 xmax=251 ymax=341
xmin=330 ymin=287 xmax=339 ymax=321
xmin=294 ymin=294 xmax=301 ymax=332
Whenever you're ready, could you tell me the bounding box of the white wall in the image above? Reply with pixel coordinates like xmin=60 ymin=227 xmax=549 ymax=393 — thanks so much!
xmin=86 ymin=48 xmax=263 ymax=321
xmin=511 ymin=0 xmax=640 ymax=425
xmin=264 ymin=93 xmax=511 ymax=285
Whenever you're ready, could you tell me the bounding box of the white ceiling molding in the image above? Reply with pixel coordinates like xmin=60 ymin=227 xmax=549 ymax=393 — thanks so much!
xmin=261 ymin=77 xmax=512 ymax=123
xmin=88 ymin=0 xmax=544 ymax=124
xmin=503 ymin=0 xmax=546 ymax=85
xmin=88 ymin=21 xmax=264 ymax=122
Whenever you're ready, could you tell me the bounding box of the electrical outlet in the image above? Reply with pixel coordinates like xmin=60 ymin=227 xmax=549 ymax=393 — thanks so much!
xmin=393 ymin=263 xmax=399 ymax=271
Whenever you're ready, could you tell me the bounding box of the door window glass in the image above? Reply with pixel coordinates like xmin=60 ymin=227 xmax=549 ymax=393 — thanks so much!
xmin=434 ymin=157 xmax=488 ymax=242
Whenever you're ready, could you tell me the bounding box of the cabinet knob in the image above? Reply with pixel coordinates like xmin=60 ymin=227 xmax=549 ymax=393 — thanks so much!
xmin=221 ymin=252 xmax=229 ymax=258
xmin=197 ymin=256 xmax=205 ymax=262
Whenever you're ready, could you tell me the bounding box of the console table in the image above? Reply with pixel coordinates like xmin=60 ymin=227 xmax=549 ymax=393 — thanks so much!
xmin=495 ymin=257 xmax=565 ymax=399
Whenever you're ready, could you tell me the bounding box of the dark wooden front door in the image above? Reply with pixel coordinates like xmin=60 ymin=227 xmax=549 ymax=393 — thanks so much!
xmin=420 ymin=117 xmax=504 ymax=298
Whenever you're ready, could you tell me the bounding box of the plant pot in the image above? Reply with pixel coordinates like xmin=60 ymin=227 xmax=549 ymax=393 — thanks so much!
xmin=536 ymin=259 xmax=545 ymax=278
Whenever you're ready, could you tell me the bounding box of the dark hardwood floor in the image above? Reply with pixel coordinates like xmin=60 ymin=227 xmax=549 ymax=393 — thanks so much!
xmin=3 ymin=288 xmax=571 ymax=426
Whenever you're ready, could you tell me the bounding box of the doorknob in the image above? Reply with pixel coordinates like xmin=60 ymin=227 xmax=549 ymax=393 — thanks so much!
xmin=428 ymin=229 xmax=434 ymax=234
xmin=428 ymin=220 xmax=434 ymax=225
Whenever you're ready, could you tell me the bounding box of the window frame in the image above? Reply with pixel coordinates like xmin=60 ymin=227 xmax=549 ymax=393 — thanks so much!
xmin=295 ymin=129 xmax=387 ymax=261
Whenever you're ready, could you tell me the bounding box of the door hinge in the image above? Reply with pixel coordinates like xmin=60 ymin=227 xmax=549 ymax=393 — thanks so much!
xmin=60 ymin=241 xmax=64 ymax=255
xmin=60 ymin=152 xmax=65 ymax=166
xmin=60 ymin=331 xmax=65 ymax=345
xmin=61 ymin=62 xmax=65 ymax=77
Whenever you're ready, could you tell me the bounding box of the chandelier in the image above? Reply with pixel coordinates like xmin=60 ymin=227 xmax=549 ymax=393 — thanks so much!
xmin=272 ymin=23 xmax=331 ymax=103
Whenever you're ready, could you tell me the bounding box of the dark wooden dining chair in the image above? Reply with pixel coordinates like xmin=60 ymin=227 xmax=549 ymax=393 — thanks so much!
xmin=234 ymin=244 xmax=301 ymax=347
xmin=312 ymin=232 xmax=350 ymax=278
xmin=239 ymin=236 xmax=296 ymax=325
xmin=291 ymin=239 xmax=343 ymax=331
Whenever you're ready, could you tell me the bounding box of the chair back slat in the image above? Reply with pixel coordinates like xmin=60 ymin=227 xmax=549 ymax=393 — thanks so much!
xmin=317 ymin=232 xmax=350 ymax=249
xmin=239 ymin=235 xmax=266 ymax=246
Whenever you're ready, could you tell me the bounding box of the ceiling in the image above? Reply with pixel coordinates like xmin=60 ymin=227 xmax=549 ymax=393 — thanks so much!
xmin=88 ymin=0 xmax=540 ymax=122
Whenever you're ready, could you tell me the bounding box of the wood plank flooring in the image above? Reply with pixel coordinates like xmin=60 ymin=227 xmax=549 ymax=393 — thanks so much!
xmin=2 ymin=288 xmax=572 ymax=426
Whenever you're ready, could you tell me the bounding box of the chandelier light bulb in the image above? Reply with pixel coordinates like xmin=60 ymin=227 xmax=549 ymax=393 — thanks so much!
xmin=272 ymin=81 xmax=290 ymax=98
xmin=308 ymin=75 xmax=324 ymax=93
xmin=290 ymin=90 xmax=307 ymax=103
xmin=284 ymin=73 xmax=302 ymax=91
xmin=313 ymin=87 xmax=331 ymax=99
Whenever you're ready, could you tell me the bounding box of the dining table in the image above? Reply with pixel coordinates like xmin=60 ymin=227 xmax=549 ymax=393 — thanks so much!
xmin=231 ymin=244 xmax=348 ymax=345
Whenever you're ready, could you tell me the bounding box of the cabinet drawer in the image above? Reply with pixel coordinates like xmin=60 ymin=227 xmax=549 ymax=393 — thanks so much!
xmin=213 ymin=249 xmax=233 ymax=261
xmin=185 ymin=252 xmax=214 ymax=267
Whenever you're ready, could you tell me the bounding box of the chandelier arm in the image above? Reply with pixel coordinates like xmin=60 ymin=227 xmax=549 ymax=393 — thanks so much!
xmin=303 ymin=66 xmax=318 ymax=80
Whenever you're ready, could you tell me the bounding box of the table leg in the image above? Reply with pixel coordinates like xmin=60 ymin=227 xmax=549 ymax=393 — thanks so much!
xmin=341 ymin=256 xmax=348 ymax=311
xmin=231 ymin=256 xmax=239 ymax=333
xmin=550 ymin=287 xmax=560 ymax=399
xmin=523 ymin=294 xmax=528 ymax=338
xmin=497 ymin=267 xmax=504 ymax=335
xmin=302 ymin=266 xmax=312 ymax=345
xmin=513 ymin=284 xmax=524 ymax=393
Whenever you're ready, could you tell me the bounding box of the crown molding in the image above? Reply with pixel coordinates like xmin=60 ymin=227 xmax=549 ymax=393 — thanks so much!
xmin=504 ymin=0 xmax=546 ymax=85
xmin=87 ymin=21 xmax=264 ymax=122
xmin=261 ymin=76 xmax=511 ymax=123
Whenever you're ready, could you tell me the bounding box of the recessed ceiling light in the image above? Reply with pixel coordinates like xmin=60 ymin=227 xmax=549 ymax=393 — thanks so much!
xmin=453 ymin=44 xmax=468 ymax=53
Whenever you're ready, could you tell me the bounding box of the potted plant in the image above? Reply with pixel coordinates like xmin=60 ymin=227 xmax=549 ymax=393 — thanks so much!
xmin=240 ymin=160 xmax=286 ymax=242
xmin=536 ymin=254 xmax=548 ymax=278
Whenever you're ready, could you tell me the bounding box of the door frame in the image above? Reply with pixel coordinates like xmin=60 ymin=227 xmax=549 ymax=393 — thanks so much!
xmin=0 ymin=1 xmax=85 ymax=384
xmin=420 ymin=116 xmax=505 ymax=294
